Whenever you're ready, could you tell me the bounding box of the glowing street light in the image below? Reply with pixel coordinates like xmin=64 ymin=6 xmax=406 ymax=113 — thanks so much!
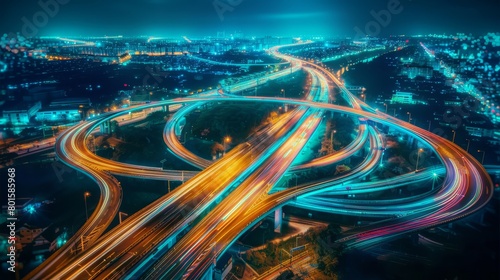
xmin=84 ymin=192 xmax=91 ymax=221
xmin=223 ymin=136 xmax=231 ymax=153
xmin=330 ymin=130 xmax=337 ymax=154
xmin=330 ymin=129 xmax=337 ymax=145
xmin=407 ymin=112 xmax=412 ymax=123
xmin=383 ymin=103 xmax=388 ymax=113
xmin=477 ymin=150 xmax=485 ymax=165
xmin=432 ymin=172 xmax=438 ymax=190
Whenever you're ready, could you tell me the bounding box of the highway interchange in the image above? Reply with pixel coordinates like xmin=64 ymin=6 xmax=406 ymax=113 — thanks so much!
xmin=24 ymin=42 xmax=494 ymax=280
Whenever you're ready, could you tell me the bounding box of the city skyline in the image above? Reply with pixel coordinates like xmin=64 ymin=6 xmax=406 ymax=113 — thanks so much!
xmin=1 ymin=0 xmax=500 ymax=38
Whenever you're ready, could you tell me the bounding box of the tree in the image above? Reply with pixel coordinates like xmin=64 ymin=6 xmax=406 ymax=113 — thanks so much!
xmin=254 ymin=251 xmax=267 ymax=266
xmin=334 ymin=165 xmax=351 ymax=175
xmin=246 ymin=251 xmax=255 ymax=263
xmin=267 ymin=111 xmax=278 ymax=122
xmin=20 ymin=127 xmax=41 ymax=137
xmin=211 ymin=142 xmax=224 ymax=156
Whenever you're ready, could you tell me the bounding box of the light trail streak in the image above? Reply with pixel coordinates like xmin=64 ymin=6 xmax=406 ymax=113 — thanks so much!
xmin=30 ymin=42 xmax=494 ymax=280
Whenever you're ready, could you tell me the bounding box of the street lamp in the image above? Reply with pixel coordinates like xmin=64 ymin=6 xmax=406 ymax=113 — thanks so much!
xmin=415 ymin=148 xmax=423 ymax=171
xmin=407 ymin=112 xmax=412 ymax=123
xmin=427 ymin=120 xmax=432 ymax=131
xmin=452 ymin=130 xmax=456 ymax=143
xmin=432 ymin=173 xmax=438 ymax=190
xmin=84 ymin=192 xmax=91 ymax=221
xmin=477 ymin=150 xmax=485 ymax=165
xmin=466 ymin=139 xmax=470 ymax=152
xmin=383 ymin=103 xmax=388 ymax=114
xmin=223 ymin=136 xmax=231 ymax=153
xmin=280 ymin=89 xmax=285 ymax=98
xmin=330 ymin=129 xmax=337 ymax=148
xmin=361 ymin=94 xmax=366 ymax=103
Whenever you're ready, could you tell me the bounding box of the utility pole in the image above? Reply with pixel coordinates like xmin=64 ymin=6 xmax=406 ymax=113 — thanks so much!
xmin=84 ymin=192 xmax=90 ymax=220
xmin=119 ymin=212 xmax=128 ymax=224
xmin=80 ymin=235 xmax=85 ymax=251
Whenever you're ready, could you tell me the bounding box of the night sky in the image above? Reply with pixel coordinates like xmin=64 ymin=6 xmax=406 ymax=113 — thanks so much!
xmin=1 ymin=0 xmax=499 ymax=38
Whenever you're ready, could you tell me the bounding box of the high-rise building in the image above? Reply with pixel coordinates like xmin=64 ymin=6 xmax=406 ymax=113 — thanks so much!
xmin=391 ymin=92 xmax=415 ymax=104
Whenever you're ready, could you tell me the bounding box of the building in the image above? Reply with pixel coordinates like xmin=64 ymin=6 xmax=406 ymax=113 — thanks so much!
xmin=464 ymin=124 xmax=494 ymax=138
xmin=1 ymin=101 xmax=42 ymax=125
xmin=23 ymin=86 xmax=66 ymax=102
xmin=32 ymin=98 xmax=91 ymax=123
xmin=444 ymin=100 xmax=463 ymax=107
xmin=35 ymin=107 xmax=82 ymax=123
xmin=390 ymin=92 xmax=415 ymax=104
xmin=49 ymin=98 xmax=91 ymax=109
xmin=487 ymin=130 xmax=500 ymax=146
xmin=401 ymin=65 xmax=433 ymax=79
xmin=18 ymin=225 xmax=47 ymax=246
xmin=31 ymin=227 xmax=68 ymax=257
xmin=214 ymin=253 xmax=233 ymax=280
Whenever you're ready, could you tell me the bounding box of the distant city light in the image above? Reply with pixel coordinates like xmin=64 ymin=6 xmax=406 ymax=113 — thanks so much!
xmin=25 ymin=204 xmax=36 ymax=214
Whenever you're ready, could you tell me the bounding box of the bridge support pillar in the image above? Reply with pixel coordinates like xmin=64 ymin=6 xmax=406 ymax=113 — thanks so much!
xmin=106 ymin=120 xmax=111 ymax=134
xmin=99 ymin=121 xmax=111 ymax=134
xmin=407 ymin=135 xmax=417 ymax=149
xmin=361 ymin=174 xmax=370 ymax=181
xmin=411 ymin=138 xmax=418 ymax=150
xmin=201 ymin=263 xmax=213 ymax=280
xmin=274 ymin=207 xmax=283 ymax=233
xmin=411 ymin=233 xmax=419 ymax=245
xmin=480 ymin=211 xmax=487 ymax=224
xmin=382 ymin=125 xmax=390 ymax=134
xmin=356 ymin=146 xmax=367 ymax=158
